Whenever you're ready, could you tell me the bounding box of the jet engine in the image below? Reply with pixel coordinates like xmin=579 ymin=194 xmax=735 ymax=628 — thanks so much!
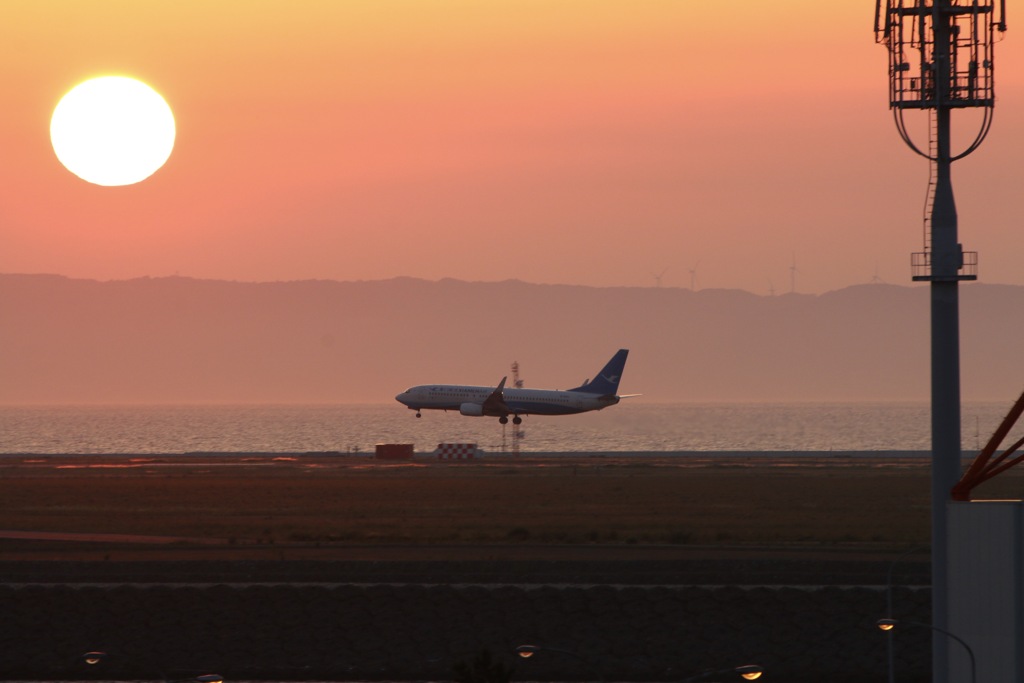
xmin=459 ymin=403 xmax=485 ymax=417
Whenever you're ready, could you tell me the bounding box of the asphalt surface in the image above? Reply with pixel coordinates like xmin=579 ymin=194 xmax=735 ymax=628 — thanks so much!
xmin=0 ymin=544 xmax=931 ymax=586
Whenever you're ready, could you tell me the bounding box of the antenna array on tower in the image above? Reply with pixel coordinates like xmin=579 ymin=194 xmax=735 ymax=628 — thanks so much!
xmin=875 ymin=0 xmax=1005 ymax=280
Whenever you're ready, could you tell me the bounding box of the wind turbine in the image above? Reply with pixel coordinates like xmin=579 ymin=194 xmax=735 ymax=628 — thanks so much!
xmin=652 ymin=267 xmax=668 ymax=288
xmin=789 ymin=254 xmax=800 ymax=293
xmin=688 ymin=260 xmax=700 ymax=291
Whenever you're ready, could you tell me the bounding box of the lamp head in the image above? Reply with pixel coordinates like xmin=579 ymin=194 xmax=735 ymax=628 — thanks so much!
xmin=82 ymin=651 xmax=108 ymax=666
xmin=515 ymin=645 xmax=539 ymax=659
xmin=877 ymin=618 xmax=898 ymax=631
xmin=736 ymin=665 xmax=764 ymax=680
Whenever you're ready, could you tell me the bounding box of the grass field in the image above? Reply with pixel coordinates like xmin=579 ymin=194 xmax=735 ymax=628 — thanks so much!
xmin=3 ymin=453 xmax=1020 ymax=559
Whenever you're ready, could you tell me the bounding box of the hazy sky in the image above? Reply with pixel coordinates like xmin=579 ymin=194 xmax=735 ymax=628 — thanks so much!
xmin=1 ymin=1 xmax=1021 ymax=294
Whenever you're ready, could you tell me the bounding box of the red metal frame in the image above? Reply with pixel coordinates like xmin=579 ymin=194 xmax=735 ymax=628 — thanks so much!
xmin=951 ymin=389 xmax=1024 ymax=501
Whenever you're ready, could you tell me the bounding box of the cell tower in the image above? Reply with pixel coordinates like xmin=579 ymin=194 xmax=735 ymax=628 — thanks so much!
xmin=510 ymin=361 xmax=524 ymax=455
xmin=874 ymin=3 xmax=1006 ymax=683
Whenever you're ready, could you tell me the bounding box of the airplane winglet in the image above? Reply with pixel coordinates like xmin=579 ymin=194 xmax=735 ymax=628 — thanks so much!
xmin=483 ymin=376 xmax=510 ymax=415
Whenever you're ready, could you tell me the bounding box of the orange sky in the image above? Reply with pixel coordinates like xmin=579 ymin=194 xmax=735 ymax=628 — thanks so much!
xmin=0 ymin=1 xmax=1021 ymax=294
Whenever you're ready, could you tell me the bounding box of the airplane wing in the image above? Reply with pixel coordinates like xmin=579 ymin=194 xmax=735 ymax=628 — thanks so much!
xmin=482 ymin=376 xmax=511 ymax=416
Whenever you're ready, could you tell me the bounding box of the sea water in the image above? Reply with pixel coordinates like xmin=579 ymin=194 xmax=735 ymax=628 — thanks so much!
xmin=0 ymin=401 xmax=1020 ymax=454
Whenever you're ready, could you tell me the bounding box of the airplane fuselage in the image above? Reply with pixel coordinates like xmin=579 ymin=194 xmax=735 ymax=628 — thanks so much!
xmin=395 ymin=349 xmax=632 ymax=422
xmin=395 ymin=384 xmax=618 ymax=417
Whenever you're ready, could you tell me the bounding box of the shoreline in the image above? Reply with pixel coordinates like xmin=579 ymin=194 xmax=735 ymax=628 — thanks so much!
xmin=0 ymin=449 xmax=941 ymax=461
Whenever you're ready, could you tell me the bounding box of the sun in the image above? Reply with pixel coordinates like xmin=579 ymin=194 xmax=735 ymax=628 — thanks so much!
xmin=50 ymin=76 xmax=176 ymax=186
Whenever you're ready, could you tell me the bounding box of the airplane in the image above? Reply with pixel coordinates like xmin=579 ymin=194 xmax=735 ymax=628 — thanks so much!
xmin=395 ymin=349 xmax=636 ymax=424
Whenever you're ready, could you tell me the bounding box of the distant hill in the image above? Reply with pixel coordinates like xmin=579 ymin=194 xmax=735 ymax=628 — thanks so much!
xmin=2 ymin=274 xmax=1023 ymax=404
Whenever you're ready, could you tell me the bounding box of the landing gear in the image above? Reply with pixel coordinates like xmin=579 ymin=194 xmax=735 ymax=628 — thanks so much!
xmin=512 ymin=415 xmax=522 ymax=425
xmin=415 ymin=411 xmax=422 ymax=418
xmin=499 ymin=416 xmax=509 ymax=425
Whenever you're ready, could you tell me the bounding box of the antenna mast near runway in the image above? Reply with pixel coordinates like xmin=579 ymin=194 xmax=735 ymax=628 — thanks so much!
xmin=511 ymin=361 xmax=524 ymax=455
xmin=874 ymin=3 xmax=1006 ymax=682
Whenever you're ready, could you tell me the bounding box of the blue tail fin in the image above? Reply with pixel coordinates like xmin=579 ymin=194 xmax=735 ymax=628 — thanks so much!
xmin=568 ymin=349 xmax=629 ymax=395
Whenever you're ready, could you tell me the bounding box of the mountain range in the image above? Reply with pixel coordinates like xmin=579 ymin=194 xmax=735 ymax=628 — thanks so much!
xmin=2 ymin=274 xmax=1023 ymax=404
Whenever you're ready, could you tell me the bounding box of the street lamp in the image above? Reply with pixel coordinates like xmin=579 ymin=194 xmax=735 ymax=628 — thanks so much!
xmin=80 ymin=650 xmax=224 ymax=683
xmin=681 ymin=664 xmax=764 ymax=682
xmin=515 ymin=644 xmax=605 ymax=682
xmin=516 ymin=644 xmax=761 ymax=683
xmin=883 ymin=547 xmax=927 ymax=683
xmin=876 ymin=618 xmax=976 ymax=683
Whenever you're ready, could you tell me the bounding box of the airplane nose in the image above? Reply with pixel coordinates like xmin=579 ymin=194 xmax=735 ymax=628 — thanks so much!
xmin=395 ymin=392 xmax=407 ymax=404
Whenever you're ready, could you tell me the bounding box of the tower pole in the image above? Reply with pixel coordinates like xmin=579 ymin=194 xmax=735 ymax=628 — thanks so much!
xmin=929 ymin=6 xmax=959 ymax=679
xmin=876 ymin=1 xmax=1005 ymax=680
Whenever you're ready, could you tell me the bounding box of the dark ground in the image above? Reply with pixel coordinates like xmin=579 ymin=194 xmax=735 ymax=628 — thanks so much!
xmin=0 ymin=452 xmax=958 ymax=681
xmin=0 ymin=547 xmax=930 ymax=586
